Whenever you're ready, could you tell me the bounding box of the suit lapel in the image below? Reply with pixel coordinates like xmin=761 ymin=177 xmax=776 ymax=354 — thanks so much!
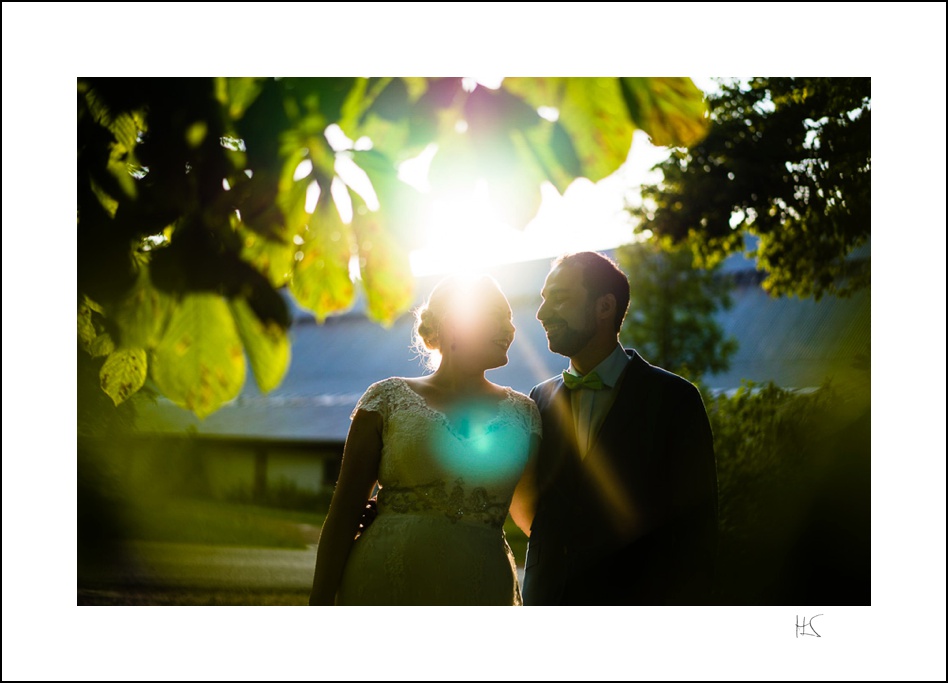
xmin=550 ymin=378 xmax=578 ymax=446
xmin=585 ymin=350 xmax=649 ymax=462
xmin=539 ymin=351 xmax=654 ymax=496
xmin=540 ymin=378 xmax=582 ymax=479
xmin=578 ymin=352 xmax=655 ymax=540
xmin=550 ymin=379 xmax=580 ymax=461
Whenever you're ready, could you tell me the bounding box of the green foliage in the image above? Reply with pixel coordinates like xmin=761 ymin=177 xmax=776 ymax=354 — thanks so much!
xmin=77 ymin=77 xmax=710 ymax=417
xmin=706 ymin=378 xmax=870 ymax=604
xmin=229 ymin=298 xmax=290 ymax=394
xmin=78 ymin=333 xmax=153 ymax=440
xmin=635 ymin=77 xmax=870 ymax=300
xmin=288 ymin=199 xmax=356 ymax=323
xmin=617 ymin=239 xmax=737 ymax=381
xmin=149 ymin=294 xmax=247 ymax=419
xmin=619 ymin=77 xmax=710 ymax=147
xmin=99 ymin=347 xmax=147 ymax=407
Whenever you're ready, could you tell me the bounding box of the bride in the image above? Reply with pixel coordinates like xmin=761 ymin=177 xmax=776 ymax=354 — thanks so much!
xmin=308 ymin=275 xmax=540 ymax=605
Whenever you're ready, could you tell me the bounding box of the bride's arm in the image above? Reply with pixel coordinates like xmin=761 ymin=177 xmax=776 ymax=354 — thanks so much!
xmin=509 ymin=433 xmax=540 ymax=537
xmin=308 ymin=409 xmax=383 ymax=605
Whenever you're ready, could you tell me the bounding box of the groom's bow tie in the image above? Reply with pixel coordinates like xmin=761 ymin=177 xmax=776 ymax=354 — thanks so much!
xmin=562 ymin=370 xmax=604 ymax=391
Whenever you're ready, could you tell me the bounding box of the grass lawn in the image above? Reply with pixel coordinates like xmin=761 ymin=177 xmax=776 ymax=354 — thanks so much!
xmin=127 ymin=497 xmax=326 ymax=549
xmin=124 ymin=495 xmax=531 ymax=565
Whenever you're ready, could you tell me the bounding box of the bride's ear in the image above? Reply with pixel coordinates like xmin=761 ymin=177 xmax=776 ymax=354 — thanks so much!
xmin=444 ymin=328 xmax=458 ymax=353
xmin=438 ymin=317 xmax=459 ymax=353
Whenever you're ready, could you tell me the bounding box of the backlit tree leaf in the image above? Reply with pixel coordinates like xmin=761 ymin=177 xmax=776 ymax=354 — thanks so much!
xmin=88 ymin=333 xmax=116 ymax=358
xmin=290 ymin=198 xmax=355 ymax=323
xmin=337 ymin=78 xmax=376 ymax=135
xmin=78 ymin=297 xmax=100 ymax=348
xmin=238 ymin=225 xmax=296 ymax=288
xmin=427 ymin=122 xmax=545 ymax=230
xmin=150 ymin=294 xmax=246 ymax=418
xmin=503 ymin=78 xmax=635 ymax=183
xmin=287 ymin=77 xmax=358 ymax=131
xmin=109 ymin=265 xmax=174 ymax=349
xmin=89 ymin=178 xmax=119 ymax=218
xmin=350 ymin=78 xmax=416 ymax=161
xmin=354 ymin=78 xmax=431 ymax=161
xmin=99 ymin=347 xmax=147 ymax=407
xmin=81 ymin=85 xmax=144 ymax=154
xmin=463 ymin=86 xmax=547 ymax=228
xmin=406 ymin=77 xmax=465 ymax=150
xmin=352 ymin=148 xmax=425 ymax=249
xmin=216 ymin=77 xmax=264 ymax=120
xmin=238 ymin=77 xmax=292 ymax=174
xmin=619 ymin=77 xmax=710 ymax=148
xmin=513 ymin=118 xmax=582 ymax=194
xmin=231 ymin=153 xmax=310 ymax=243
xmin=350 ymin=195 xmax=414 ymax=327
xmin=81 ymin=84 xmax=147 ymax=202
xmin=277 ymin=155 xmax=314 ymax=239
xmin=79 ymin=295 xmax=115 ymax=357
xmin=417 ymin=83 xmax=549 ymax=227
xmin=229 ymin=297 xmax=290 ymax=394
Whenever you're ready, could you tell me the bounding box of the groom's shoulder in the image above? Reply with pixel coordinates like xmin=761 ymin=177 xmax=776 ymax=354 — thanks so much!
xmin=630 ymin=350 xmax=704 ymax=400
xmin=529 ymin=374 xmax=563 ymax=404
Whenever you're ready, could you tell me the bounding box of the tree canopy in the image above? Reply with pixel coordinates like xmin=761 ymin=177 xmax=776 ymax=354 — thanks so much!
xmin=617 ymin=239 xmax=737 ymax=382
xmin=633 ymin=77 xmax=870 ymax=300
xmin=77 ymin=77 xmax=710 ymax=418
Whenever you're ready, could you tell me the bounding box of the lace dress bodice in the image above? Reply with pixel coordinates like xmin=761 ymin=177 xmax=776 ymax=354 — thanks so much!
xmin=352 ymin=377 xmax=542 ymax=529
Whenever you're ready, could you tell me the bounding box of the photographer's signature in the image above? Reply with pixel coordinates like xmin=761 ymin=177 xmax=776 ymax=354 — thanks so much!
xmin=795 ymin=614 xmax=823 ymax=638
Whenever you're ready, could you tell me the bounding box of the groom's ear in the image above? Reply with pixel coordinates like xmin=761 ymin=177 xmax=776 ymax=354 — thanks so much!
xmin=597 ymin=293 xmax=616 ymax=322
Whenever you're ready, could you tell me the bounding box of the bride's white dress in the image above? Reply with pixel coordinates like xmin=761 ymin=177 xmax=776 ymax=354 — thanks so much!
xmin=336 ymin=377 xmax=541 ymax=605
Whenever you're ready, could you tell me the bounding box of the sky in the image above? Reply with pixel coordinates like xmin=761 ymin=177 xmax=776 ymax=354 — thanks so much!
xmin=2 ymin=3 xmax=947 ymax=682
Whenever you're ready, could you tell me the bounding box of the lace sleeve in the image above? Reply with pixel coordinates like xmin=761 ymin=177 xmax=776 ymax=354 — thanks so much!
xmin=507 ymin=389 xmax=543 ymax=438
xmin=350 ymin=378 xmax=398 ymax=420
xmin=526 ymin=398 xmax=542 ymax=438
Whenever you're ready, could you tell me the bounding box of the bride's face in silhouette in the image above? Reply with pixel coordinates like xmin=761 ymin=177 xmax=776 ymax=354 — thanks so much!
xmin=442 ymin=281 xmax=516 ymax=372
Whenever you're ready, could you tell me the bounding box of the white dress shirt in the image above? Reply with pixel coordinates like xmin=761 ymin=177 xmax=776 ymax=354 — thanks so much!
xmin=567 ymin=344 xmax=631 ymax=458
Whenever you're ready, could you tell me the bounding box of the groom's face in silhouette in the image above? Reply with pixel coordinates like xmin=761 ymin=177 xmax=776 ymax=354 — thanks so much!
xmin=537 ymin=263 xmax=597 ymax=358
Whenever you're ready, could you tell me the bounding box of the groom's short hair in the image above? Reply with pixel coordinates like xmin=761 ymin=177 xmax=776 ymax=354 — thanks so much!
xmin=553 ymin=251 xmax=631 ymax=333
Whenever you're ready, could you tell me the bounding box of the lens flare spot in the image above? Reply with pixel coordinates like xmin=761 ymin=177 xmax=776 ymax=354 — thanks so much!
xmin=429 ymin=412 xmax=530 ymax=485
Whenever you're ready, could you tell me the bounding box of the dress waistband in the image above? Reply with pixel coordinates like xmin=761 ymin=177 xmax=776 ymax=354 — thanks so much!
xmin=378 ymin=480 xmax=508 ymax=529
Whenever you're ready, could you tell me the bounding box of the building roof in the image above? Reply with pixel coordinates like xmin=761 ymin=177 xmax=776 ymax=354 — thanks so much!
xmin=135 ymin=250 xmax=870 ymax=442
xmin=708 ymin=280 xmax=869 ymax=391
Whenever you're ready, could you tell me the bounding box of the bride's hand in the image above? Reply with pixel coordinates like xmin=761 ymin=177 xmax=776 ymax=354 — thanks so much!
xmin=355 ymin=496 xmax=379 ymax=539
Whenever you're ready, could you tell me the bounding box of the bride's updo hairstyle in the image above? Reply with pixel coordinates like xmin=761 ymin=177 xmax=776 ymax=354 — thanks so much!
xmin=412 ymin=274 xmax=501 ymax=372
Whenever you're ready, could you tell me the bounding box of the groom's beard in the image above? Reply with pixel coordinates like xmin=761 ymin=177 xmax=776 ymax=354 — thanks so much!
xmin=544 ymin=306 xmax=597 ymax=358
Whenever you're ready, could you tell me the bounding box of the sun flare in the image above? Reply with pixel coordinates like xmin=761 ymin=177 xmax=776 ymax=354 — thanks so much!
xmin=410 ymin=180 xmax=515 ymax=276
xmin=393 ymin=127 xmax=671 ymax=278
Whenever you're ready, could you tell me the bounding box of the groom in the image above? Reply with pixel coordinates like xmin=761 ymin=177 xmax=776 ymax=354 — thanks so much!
xmin=518 ymin=251 xmax=719 ymax=606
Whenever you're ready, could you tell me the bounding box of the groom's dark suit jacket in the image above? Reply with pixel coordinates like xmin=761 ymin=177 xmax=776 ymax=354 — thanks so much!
xmin=522 ymin=349 xmax=718 ymax=606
